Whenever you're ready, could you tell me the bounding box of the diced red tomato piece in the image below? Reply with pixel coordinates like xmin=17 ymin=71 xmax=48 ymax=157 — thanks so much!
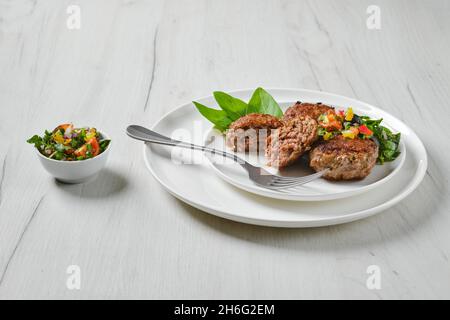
xmin=88 ymin=138 xmax=100 ymax=156
xmin=74 ymin=145 xmax=87 ymax=157
xmin=74 ymin=138 xmax=100 ymax=158
xmin=350 ymin=126 xmax=360 ymax=135
xmin=322 ymin=120 xmax=342 ymax=131
xmin=359 ymin=124 xmax=373 ymax=136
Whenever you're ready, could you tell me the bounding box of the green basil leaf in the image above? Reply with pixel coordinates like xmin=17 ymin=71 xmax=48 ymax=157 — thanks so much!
xmin=27 ymin=135 xmax=43 ymax=148
xmin=193 ymin=101 xmax=233 ymax=132
xmin=213 ymin=91 xmax=247 ymax=121
xmin=247 ymin=87 xmax=283 ymax=118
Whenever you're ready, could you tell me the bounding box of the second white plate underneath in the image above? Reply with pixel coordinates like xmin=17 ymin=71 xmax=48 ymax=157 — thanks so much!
xmin=142 ymin=88 xmax=427 ymax=227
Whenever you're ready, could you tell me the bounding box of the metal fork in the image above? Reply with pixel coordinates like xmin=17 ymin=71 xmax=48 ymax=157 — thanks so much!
xmin=126 ymin=125 xmax=328 ymax=190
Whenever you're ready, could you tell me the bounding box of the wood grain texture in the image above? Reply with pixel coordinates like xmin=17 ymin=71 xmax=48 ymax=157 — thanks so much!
xmin=0 ymin=0 xmax=449 ymax=299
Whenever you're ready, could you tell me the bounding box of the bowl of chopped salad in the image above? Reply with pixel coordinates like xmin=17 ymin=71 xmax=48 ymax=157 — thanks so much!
xmin=27 ymin=124 xmax=111 ymax=183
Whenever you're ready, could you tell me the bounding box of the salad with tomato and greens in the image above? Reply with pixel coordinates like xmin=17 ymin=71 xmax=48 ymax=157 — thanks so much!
xmin=317 ymin=107 xmax=401 ymax=164
xmin=27 ymin=124 xmax=110 ymax=161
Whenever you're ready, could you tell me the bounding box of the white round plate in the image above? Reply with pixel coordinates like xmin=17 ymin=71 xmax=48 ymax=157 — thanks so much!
xmin=204 ymin=102 xmax=406 ymax=201
xmin=143 ymin=88 xmax=427 ymax=227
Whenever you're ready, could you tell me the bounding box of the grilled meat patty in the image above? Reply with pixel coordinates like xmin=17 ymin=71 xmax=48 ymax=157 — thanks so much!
xmin=266 ymin=116 xmax=318 ymax=168
xmin=283 ymin=102 xmax=334 ymax=122
xmin=226 ymin=113 xmax=283 ymax=152
xmin=309 ymin=136 xmax=378 ymax=180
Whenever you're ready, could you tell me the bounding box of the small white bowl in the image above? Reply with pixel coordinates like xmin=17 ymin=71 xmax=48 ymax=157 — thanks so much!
xmin=35 ymin=131 xmax=111 ymax=184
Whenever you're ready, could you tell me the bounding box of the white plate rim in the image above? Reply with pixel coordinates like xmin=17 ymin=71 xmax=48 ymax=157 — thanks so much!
xmin=142 ymin=88 xmax=428 ymax=227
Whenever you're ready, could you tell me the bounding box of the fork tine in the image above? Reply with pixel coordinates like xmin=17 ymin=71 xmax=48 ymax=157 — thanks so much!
xmin=271 ymin=170 xmax=328 ymax=182
xmin=258 ymin=168 xmax=317 ymax=182
xmin=270 ymin=176 xmax=305 ymax=182
xmin=269 ymin=181 xmax=309 ymax=188
xmin=269 ymin=179 xmax=307 ymax=186
xmin=262 ymin=169 xmax=329 ymax=189
xmin=271 ymin=176 xmax=313 ymax=183
xmin=265 ymin=180 xmax=312 ymax=189
xmin=272 ymin=170 xmax=327 ymax=184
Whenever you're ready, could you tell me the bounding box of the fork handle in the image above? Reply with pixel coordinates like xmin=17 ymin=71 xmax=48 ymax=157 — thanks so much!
xmin=126 ymin=125 xmax=241 ymax=162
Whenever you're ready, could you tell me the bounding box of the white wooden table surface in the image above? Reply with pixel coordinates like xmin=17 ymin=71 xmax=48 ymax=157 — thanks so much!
xmin=0 ymin=0 xmax=449 ymax=299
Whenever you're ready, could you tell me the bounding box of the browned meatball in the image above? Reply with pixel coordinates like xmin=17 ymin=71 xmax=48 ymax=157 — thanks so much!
xmin=266 ymin=116 xmax=318 ymax=168
xmin=226 ymin=113 xmax=283 ymax=152
xmin=309 ymin=136 xmax=378 ymax=180
xmin=283 ymin=102 xmax=334 ymax=122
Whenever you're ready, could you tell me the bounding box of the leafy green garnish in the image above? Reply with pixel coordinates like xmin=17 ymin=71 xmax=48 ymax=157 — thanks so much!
xmin=248 ymin=87 xmax=283 ymax=118
xmin=374 ymin=126 xmax=401 ymax=164
xmin=27 ymin=130 xmax=53 ymax=151
xmin=358 ymin=116 xmax=401 ymax=164
xmin=193 ymin=87 xmax=283 ymax=132
xmin=27 ymin=135 xmax=43 ymax=149
xmin=212 ymin=91 xmax=247 ymax=121
xmin=193 ymin=101 xmax=233 ymax=132
xmin=99 ymin=140 xmax=110 ymax=152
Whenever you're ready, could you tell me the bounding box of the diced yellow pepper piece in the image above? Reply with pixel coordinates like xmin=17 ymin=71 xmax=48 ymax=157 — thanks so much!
xmin=345 ymin=107 xmax=354 ymax=121
xmin=85 ymin=128 xmax=97 ymax=141
xmin=342 ymin=130 xmax=356 ymax=139
xmin=323 ymin=132 xmax=333 ymax=141
xmin=53 ymin=131 xmax=65 ymax=144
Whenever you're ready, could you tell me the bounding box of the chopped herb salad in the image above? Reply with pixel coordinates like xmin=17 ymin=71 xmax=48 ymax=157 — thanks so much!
xmin=317 ymin=107 xmax=401 ymax=164
xmin=27 ymin=124 xmax=110 ymax=161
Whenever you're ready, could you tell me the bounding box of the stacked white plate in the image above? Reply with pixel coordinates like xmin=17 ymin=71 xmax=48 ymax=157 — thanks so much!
xmin=143 ymin=88 xmax=427 ymax=227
